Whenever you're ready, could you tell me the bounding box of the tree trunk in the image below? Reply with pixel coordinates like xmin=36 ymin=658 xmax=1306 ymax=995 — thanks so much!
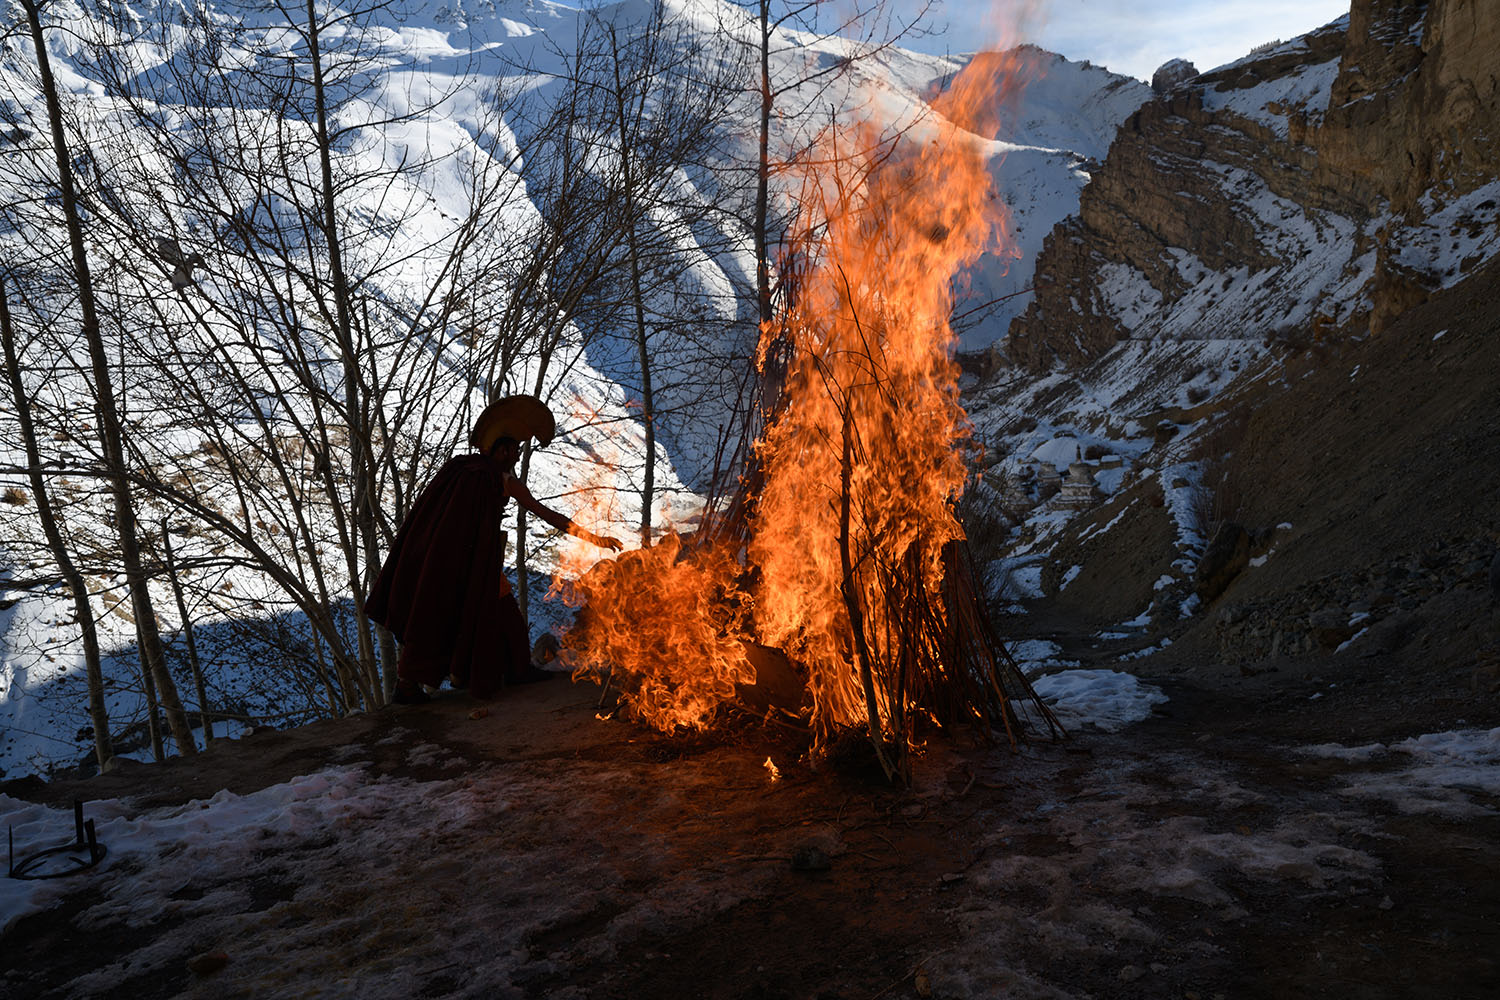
xmin=22 ymin=0 xmax=196 ymax=755
xmin=755 ymin=0 xmax=775 ymax=327
xmin=376 ymin=622 xmax=397 ymax=703
xmin=136 ymin=617 xmax=165 ymax=761
xmin=608 ymin=25 xmax=657 ymax=545
xmin=0 ymin=281 xmax=115 ymax=770
xmin=305 ymin=0 xmax=378 ymax=710
xmin=516 ymin=444 xmax=531 ymax=622
xmin=161 ymin=522 xmax=213 ymax=743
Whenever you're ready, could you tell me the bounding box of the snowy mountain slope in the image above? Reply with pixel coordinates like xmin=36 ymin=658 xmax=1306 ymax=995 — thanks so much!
xmin=0 ymin=0 xmax=1148 ymax=776
xmin=952 ymin=0 xmax=1500 ymax=725
xmin=955 ymin=52 xmax=1157 ymax=347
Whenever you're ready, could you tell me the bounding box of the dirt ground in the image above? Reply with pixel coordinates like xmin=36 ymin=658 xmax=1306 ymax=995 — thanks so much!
xmin=3 ymin=659 xmax=1497 ymax=1000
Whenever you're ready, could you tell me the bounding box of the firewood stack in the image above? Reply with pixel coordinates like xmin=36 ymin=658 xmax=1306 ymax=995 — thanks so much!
xmin=563 ymin=63 xmax=1069 ymax=776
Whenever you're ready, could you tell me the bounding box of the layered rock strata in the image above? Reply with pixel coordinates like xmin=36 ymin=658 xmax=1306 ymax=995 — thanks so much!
xmin=1007 ymin=0 xmax=1500 ymax=370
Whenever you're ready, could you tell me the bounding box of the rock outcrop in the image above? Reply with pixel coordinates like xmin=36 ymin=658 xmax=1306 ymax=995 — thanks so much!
xmin=1195 ymin=521 xmax=1251 ymax=603
xmin=1150 ymin=59 xmax=1198 ymax=95
xmin=1007 ymin=0 xmax=1500 ymax=370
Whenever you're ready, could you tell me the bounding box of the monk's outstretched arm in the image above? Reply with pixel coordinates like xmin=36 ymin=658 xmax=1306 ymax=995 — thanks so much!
xmin=509 ymin=479 xmax=624 ymax=551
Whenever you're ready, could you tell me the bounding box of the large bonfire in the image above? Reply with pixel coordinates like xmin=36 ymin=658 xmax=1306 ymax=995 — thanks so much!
xmin=553 ymin=37 xmax=1062 ymax=778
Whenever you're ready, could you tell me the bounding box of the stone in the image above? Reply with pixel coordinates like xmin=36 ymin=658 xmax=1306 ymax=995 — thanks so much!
xmin=1218 ymin=603 xmax=1249 ymax=626
xmin=1196 ymin=522 xmax=1251 ymax=602
xmin=1308 ymin=609 xmax=1346 ymax=630
xmin=1362 ymin=613 xmax=1422 ymax=655
xmin=187 ymin=952 xmax=230 ymax=976
xmin=1151 ymin=59 xmax=1199 ymax=94
xmin=1312 ymin=624 xmax=1357 ymax=651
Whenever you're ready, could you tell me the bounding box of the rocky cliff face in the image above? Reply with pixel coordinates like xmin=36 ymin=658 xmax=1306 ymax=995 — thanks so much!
xmin=1006 ymin=0 xmax=1500 ymax=370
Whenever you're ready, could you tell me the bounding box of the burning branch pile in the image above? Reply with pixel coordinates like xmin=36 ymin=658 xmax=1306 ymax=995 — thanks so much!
xmin=555 ymin=45 xmax=1062 ymax=778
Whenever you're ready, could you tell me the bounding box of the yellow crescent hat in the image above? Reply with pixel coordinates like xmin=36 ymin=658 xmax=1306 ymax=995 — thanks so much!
xmin=470 ymin=394 xmax=556 ymax=452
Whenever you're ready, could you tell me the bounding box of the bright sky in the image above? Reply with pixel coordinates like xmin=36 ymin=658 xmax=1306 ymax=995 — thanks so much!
xmin=907 ymin=0 xmax=1352 ymax=82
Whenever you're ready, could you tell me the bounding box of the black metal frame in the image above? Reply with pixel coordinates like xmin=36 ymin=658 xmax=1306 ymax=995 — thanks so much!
xmin=7 ymin=800 xmax=107 ymax=880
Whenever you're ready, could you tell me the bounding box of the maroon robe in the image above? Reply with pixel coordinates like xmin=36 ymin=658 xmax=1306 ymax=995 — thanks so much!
xmin=365 ymin=453 xmax=529 ymax=698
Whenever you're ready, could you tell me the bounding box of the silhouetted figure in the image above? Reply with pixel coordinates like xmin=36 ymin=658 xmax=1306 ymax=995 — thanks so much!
xmin=366 ymin=395 xmax=622 ymax=704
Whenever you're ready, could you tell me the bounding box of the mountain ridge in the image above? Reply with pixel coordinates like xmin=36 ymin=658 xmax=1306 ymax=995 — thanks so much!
xmin=1006 ymin=0 xmax=1499 ymax=370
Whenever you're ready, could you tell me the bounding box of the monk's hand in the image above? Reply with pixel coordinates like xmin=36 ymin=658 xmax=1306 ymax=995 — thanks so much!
xmin=593 ymin=532 xmax=625 ymax=552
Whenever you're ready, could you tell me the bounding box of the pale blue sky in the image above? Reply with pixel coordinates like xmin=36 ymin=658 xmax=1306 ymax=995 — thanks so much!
xmin=906 ymin=0 xmax=1352 ymax=82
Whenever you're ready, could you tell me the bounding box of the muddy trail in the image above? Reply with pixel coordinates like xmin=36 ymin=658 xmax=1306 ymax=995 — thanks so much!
xmin=3 ymin=646 xmax=1496 ymax=1000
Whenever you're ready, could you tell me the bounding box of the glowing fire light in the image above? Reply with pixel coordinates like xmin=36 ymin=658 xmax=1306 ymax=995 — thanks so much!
xmin=554 ymin=23 xmax=1046 ymax=748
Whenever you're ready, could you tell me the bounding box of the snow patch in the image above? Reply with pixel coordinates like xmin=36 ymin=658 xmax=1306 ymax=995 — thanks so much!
xmin=1300 ymin=728 xmax=1500 ymax=817
xmin=1030 ymin=669 xmax=1168 ymax=732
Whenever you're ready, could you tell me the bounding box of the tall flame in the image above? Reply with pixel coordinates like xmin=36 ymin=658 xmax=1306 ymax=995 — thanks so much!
xmin=556 ymin=31 xmax=1044 ymax=741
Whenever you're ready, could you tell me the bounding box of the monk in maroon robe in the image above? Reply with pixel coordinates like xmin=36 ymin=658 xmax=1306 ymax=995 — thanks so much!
xmin=365 ymin=396 xmax=622 ymax=703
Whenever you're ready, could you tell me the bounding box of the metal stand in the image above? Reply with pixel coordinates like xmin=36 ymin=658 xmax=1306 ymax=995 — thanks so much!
xmin=7 ymin=800 xmax=108 ymax=880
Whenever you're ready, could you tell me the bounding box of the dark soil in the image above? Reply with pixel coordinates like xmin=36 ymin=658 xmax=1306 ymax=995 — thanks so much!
xmin=3 ymin=659 xmax=1497 ymax=1000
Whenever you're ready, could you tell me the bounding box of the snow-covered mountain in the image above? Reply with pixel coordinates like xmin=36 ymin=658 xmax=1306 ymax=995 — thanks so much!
xmin=0 ymin=0 xmax=1147 ymax=775
xmin=8 ymin=0 xmax=1490 ymax=779
xmin=959 ymin=0 xmax=1499 ymax=711
xmin=1008 ymin=0 xmax=1500 ymax=369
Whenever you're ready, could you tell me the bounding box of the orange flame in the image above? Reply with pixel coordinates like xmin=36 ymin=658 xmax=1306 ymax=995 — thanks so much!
xmin=557 ymin=29 xmax=1043 ymax=739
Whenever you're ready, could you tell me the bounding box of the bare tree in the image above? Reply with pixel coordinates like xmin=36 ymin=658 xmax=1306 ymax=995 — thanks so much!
xmin=745 ymin=0 xmax=937 ymax=327
xmin=65 ymin=0 xmax=548 ymax=709
xmin=0 ymin=277 xmax=115 ymax=769
xmin=488 ymin=0 xmax=752 ymax=585
xmin=11 ymin=0 xmax=197 ymax=756
xmin=584 ymin=4 xmax=748 ymax=542
xmin=0 ymin=0 xmax=554 ymax=728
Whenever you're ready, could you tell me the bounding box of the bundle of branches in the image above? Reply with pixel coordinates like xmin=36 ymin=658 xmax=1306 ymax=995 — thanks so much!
xmin=558 ymin=272 xmax=1063 ymax=782
xmin=561 ymin=48 xmax=1069 ymax=778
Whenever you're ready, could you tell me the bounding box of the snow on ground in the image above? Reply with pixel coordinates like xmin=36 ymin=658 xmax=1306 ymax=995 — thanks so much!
xmin=1009 ymin=638 xmax=1168 ymax=733
xmin=5 ymin=703 xmax=1492 ymax=996
xmin=1398 ymin=178 xmax=1500 ymax=289
xmin=1030 ymin=669 xmax=1168 ymax=733
xmin=0 ymin=663 xmax=1169 ymax=938
xmin=1116 ymin=638 xmax=1173 ymax=661
xmin=1300 ymin=727 xmax=1500 ymax=817
xmin=0 ymin=720 xmax=807 ymax=997
xmin=1199 ymin=33 xmax=1344 ymax=138
xmin=992 ymin=556 xmax=1046 ymax=600
xmin=1008 ymin=638 xmax=1079 ymax=672
xmin=932 ymin=746 xmax=1392 ymax=998
xmin=7 ymin=704 xmax=1488 ymax=948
